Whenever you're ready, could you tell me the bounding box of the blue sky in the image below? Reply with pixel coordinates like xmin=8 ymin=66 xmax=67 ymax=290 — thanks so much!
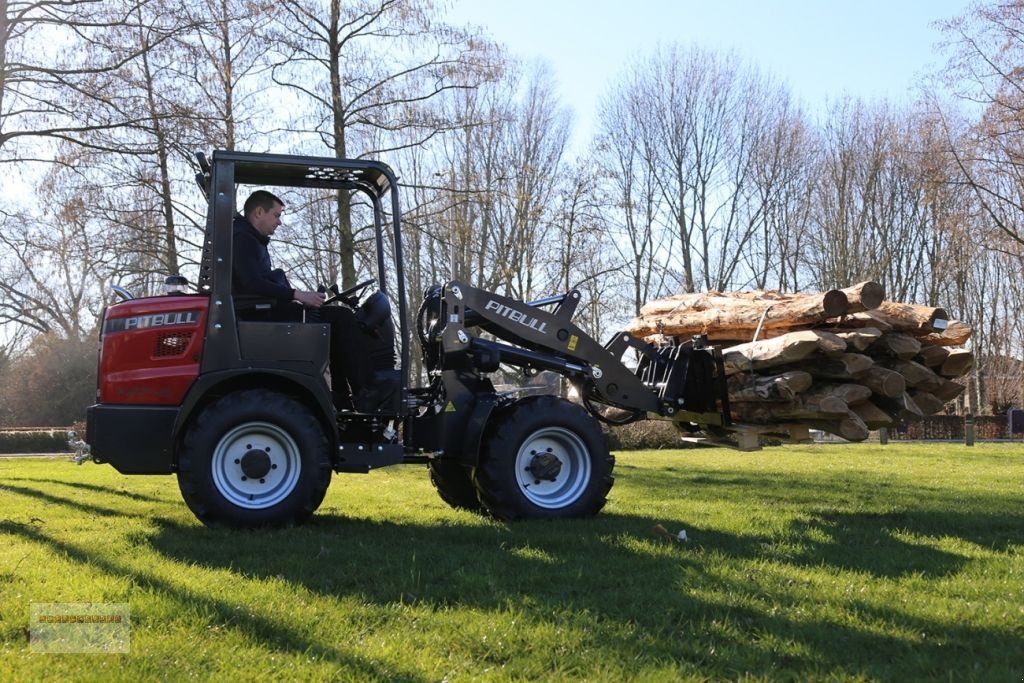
xmin=448 ymin=0 xmax=972 ymax=146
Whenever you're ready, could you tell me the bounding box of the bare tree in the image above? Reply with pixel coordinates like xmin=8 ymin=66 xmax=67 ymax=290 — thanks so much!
xmin=0 ymin=0 xmax=174 ymax=160
xmin=595 ymin=67 xmax=672 ymax=315
xmin=268 ymin=0 xmax=496 ymax=288
xmin=936 ymin=2 xmax=1024 ymax=250
xmin=0 ymin=158 xmax=118 ymax=338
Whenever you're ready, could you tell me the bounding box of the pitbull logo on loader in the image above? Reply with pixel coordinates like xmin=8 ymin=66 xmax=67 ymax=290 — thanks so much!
xmin=483 ymin=300 xmax=548 ymax=335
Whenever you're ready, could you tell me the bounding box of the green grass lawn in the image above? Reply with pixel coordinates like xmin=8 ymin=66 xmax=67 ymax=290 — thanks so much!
xmin=1 ymin=443 xmax=1021 ymax=681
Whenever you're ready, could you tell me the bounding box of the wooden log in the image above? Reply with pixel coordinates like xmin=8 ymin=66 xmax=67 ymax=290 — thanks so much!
xmin=840 ymin=281 xmax=885 ymax=312
xmin=874 ymin=392 xmax=923 ymax=420
xmin=839 ymin=311 xmax=895 ymax=333
xmin=851 ymin=401 xmax=897 ymax=429
xmin=888 ymin=360 xmax=944 ymax=393
xmin=627 ymin=290 xmax=853 ymax=340
xmin=721 ymin=330 xmax=847 ymax=376
xmin=868 ymin=333 xmax=922 ymax=360
xmin=876 ymin=301 xmax=950 ymax=332
xmin=727 ymin=370 xmax=813 ymax=401
xmin=798 ymin=353 xmax=874 ymax=380
xmin=917 ymin=320 xmax=972 ymax=347
xmin=939 ymin=349 xmax=974 ymax=378
xmin=730 ymin=394 xmax=849 ymax=423
xmin=809 ymin=410 xmax=870 ymax=442
xmin=932 ymin=378 xmax=966 ymax=402
xmin=914 ymin=345 xmax=950 ymax=368
xmin=860 ymin=366 xmax=906 ymax=398
xmin=909 ymin=390 xmax=946 ymax=416
xmin=800 ymin=382 xmax=873 ymax=406
xmin=832 ymin=327 xmax=884 ymax=351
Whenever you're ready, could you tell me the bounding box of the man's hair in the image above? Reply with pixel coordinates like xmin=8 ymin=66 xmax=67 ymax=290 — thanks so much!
xmin=243 ymin=190 xmax=285 ymax=216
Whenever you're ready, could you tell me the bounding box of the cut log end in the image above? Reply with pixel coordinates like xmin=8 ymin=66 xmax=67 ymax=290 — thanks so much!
xmin=822 ymin=289 xmax=849 ymax=318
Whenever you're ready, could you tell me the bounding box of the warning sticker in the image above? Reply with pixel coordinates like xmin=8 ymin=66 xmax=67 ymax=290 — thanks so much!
xmin=568 ymin=335 xmax=579 ymax=352
xmin=445 ymin=401 xmax=457 ymax=413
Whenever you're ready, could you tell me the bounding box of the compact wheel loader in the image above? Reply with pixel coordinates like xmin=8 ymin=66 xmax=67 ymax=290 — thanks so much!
xmin=83 ymin=150 xmax=730 ymax=527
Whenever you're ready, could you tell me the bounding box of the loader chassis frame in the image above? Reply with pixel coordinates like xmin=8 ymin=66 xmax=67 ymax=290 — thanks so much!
xmin=85 ymin=150 xmax=729 ymax=526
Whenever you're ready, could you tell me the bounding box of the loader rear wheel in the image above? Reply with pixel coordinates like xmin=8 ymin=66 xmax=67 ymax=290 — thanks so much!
xmin=428 ymin=460 xmax=483 ymax=512
xmin=474 ymin=396 xmax=614 ymax=521
xmin=177 ymin=389 xmax=332 ymax=528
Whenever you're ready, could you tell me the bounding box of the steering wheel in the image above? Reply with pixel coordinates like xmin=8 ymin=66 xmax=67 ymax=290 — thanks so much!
xmin=323 ymin=278 xmax=376 ymax=306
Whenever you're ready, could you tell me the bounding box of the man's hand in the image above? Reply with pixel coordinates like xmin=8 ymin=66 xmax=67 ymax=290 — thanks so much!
xmin=294 ymin=290 xmax=325 ymax=308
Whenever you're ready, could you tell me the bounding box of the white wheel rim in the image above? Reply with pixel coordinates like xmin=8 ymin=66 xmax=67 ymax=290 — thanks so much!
xmin=211 ymin=421 xmax=302 ymax=510
xmin=514 ymin=426 xmax=591 ymax=509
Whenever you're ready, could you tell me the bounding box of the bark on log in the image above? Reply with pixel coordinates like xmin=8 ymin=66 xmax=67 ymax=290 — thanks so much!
xmin=860 ymin=366 xmax=907 ymax=398
xmin=887 ymin=360 xmax=944 ymax=392
xmin=840 ymin=281 xmax=885 ymax=312
xmin=721 ymin=330 xmax=847 ymax=376
xmin=809 ymin=410 xmax=870 ymax=441
xmin=840 ymin=311 xmax=895 ymax=333
xmin=800 ymin=382 xmax=873 ymax=406
xmin=727 ymin=371 xmax=814 ymax=401
xmin=851 ymin=401 xmax=897 ymax=429
xmin=939 ymin=349 xmax=974 ymax=378
xmin=876 ymin=301 xmax=949 ymax=332
xmin=832 ymin=327 xmax=884 ymax=351
xmin=909 ymin=391 xmax=945 ymax=416
xmin=932 ymin=378 xmax=967 ymax=402
xmin=730 ymin=394 xmax=849 ymax=422
xmin=869 ymin=333 xmax=922 ymax=360
xmin=627 ymin=290 xmax=854 ymax=340
xmin=874 ymin=392 xmax=923 ymax=420
xmin=915 ymin=345 xmax=950 ymax=368
xmin=917 ymin=320 xmax=972 ymax=347
xmin=798 ymin=353 xmax=874 ymax=380
xmin=842 ymin=307 xmax=957 ymax=338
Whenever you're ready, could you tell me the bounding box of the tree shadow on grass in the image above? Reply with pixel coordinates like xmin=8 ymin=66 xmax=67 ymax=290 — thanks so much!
xmin=5 ymin=466 xmax=1021 ymax=679
xmin=5 ymin=477 xmax=160 ymax=503
xmin=0 ymin=483 xmax=125 ymax=518
xmin=620 ymin=463 xmax=1024 ymax=556
xmin=0 ymin=519 xmax=419 ymax=682
xmin=140 ymin=508 xmax=1021 ymax=680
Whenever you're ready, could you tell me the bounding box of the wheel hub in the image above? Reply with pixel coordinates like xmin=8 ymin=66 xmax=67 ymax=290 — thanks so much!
xmin=210 ymin=421 xmax=301 ymax=510
xmin=527 ymin=451 xmax=562 ymax=482
xmin=240 ymin=449 xmax=272 ymax=479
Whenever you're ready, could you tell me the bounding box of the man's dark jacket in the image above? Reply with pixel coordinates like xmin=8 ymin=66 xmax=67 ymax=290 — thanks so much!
xmin=232 ymin=214 xmax=294 ymax=304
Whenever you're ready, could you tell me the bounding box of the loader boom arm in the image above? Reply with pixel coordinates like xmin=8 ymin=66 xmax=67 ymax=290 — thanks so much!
xmin=433 ymin=281 xmax=729 ymax=426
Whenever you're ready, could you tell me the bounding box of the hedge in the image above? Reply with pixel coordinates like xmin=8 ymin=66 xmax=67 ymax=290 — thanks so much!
xmin=0 ymin=430 xmax=72 ymax=454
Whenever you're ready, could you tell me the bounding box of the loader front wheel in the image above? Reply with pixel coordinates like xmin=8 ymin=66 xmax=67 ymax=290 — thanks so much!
xmin=428 ymin=460 xmax=483 ymax=512
xmin=474 ymin=396 xmax=614 ymax=521
xmin=177 ymin=390 xmax=332 ymax=528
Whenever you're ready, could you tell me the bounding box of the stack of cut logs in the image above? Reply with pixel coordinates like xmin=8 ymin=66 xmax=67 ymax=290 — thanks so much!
xmin=626 ymin=282 xmax=973 ymax=442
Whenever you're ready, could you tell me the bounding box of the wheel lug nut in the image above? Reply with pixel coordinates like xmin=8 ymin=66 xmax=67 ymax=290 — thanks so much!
xmin=241 ymin=476 xmax=247 ymax=481
xmin=234 ymin=459 xmax=240 ymax=464
xmin=260 ymin=478 xmax=266 ymax=484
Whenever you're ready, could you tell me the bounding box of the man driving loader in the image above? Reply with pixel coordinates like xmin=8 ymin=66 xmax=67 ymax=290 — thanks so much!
xmin=232 ymin=190 xmax=396 ymax=411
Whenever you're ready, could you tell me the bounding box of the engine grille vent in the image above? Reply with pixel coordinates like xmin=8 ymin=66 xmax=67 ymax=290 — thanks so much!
xmin=154 ymin=332 xmax=192 ymax=357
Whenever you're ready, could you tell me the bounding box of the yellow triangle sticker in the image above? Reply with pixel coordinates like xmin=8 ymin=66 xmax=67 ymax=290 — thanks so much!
xmin=445 ymin=401 xmax=457 ymax=413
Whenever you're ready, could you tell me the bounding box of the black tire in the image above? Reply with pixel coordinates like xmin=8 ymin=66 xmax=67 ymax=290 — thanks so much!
xmin=428 ymin=460 xmax=483 ymax=512
xmin=474 ymin=396 xmax=614 ymax=521
xmin=177 ymin=389 xmax=332 ymax=528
